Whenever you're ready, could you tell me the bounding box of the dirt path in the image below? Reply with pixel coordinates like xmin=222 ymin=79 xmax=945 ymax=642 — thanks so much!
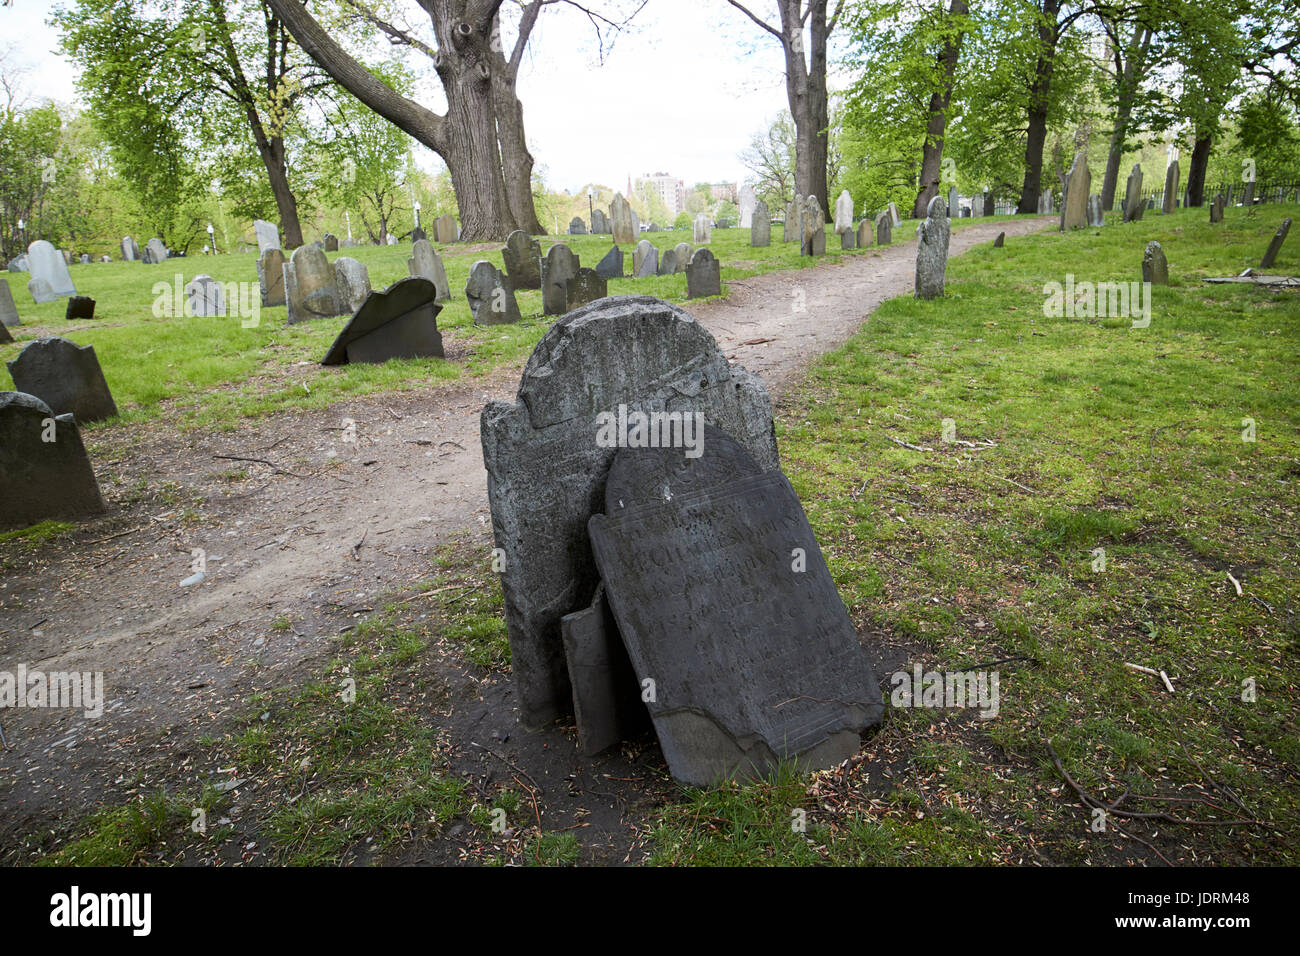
xmin=0 ymin=217 xmax=1053 ymax=855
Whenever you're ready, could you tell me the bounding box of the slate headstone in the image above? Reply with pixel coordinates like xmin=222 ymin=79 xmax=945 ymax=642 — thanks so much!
xmin=0 ymin=392 xmax=105 ymax=530
xmin=983 ymin=193 xmax=995 ymax=217
xmin=1162 ymin=161 xmax=1180 ymax=214
xmin=0 ymin=282 xmax=19 ymax=326
xmin=321 ymin=276 xmax=444 ymax=366
xmin=633 ymin=239 xmax=658 ymax=278
xmin=408 ymin=239 xmax=451 ymax=302
xmin=993 ymin=231 xmax=1005 ymax=248
xmin=503 ymin=230 xmax=543 ymax=290
xmin=65 ymin=296 xmax=96 ymax=321
xmin=569 ymin=217 xmax=587 ymax=235
xmin=284 ymin=244 xmax=344 ymax=324
xmin=185 ymin=275 xmax=225 ymax=317
xmin=1260 ymin=217 xmax=1292 ymax=268
xmin=26 ymin=241 xmax=75 ymax=298
xmin=611 ymin=194 xmax=639 ymax=245
xmin=542 ymin=243 xmax=580 ymax=316
xmin=875 ymin=212 xmax=892 ymax=245
xmin=258 ymin=248 xmax=286 ymax=307
xmin=479 ymin=295 xmax=778 ymax=728
xmin=672 ymin=243 xmax=691 ymax=274
xmin=595 ymin=246 xmax=624 ymax=280
xmin=333 ymin=257 xmax=372 ymax=314
xmin=1142 ymin=240 xmax=1168 ymax=285
xmin=0 ymin=321 xmax=10 ymax=344
xmin=565 ymin=268 xmax=607 ymax=312
xmin=914 ymin=195 xmax=951 ymax=300
xmin=254 ymin=220 xmax=280 ymax=254
xmin=841 ymin=228 xmax=856 ymax=250
xmin=750 ymin=199 xmax=771 ymax=247
xmin=1060 ymin=152 xmax=1090 ymax=231
xmin=686 ymin=248 xmax=722 ymax=299
xmin=657 ymin=249 xmax=678 ymax=276
xmin=324 ymin=233 xmax=339 ymax=252
xmin=466 ymin=260 xmax=521 ymax=326
xmin=6 ymin=337 xmax=118 ymax=423
xmin=857 ymin=219 xmax=874 ymax=248
xmin=411 ymin=226 xmax=426 ymax=243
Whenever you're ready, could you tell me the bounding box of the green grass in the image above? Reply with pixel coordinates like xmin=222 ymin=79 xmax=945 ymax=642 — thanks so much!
xmin=0 ymin=520 xmax=74 ymax=547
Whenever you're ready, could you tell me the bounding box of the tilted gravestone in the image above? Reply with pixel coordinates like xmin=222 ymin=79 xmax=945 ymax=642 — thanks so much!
xmin=333 ymin=257 xmax=372 ymax=314
xmin=258 ymin=248 xmax=286 ymax=307
xmin=121 ymin=236 xmax=141 ymax=261
xmin=1142 ymin=240 xmax=1169 ymax=285
xmin=672 ymin=242 xmax=691 ymax=273
xmin=321 ymin=276 xmax=443 ymax=366
xmin=466 ymin=261 xmax=522 ymax=326
xmin=408 ymin=239 xmax=451 ymax=302
xmin=1123 ymin=164 xmax=1145 ymax=222
xmin=27 ymin=279 xmax=55 ymax=304
xmin=888 ymin=202 xmax=902 ymax=227
xmin=857 ymin=219 xmax=874 ymax=248
xmin=26 ymin=241 xmax=76 ymax=299
xmin=993 ymin=231 xmax=1005 ymax=248
xmin=503 ymin=230 xmax=543 ymax=290
xmin=0 ymin=392 xmax=105 ymax=530
xmin=693 ymin=213 xmax=711 ymax=245
xmin=1162 ymin=161 xmax=1180 ymax=214
xmin=541 ymin=243 xmax=580 ymax=316
xmin=65 ymin=296 xmax=96 ymax=321
xmin=142 ymin=238 xmax=168 ymax=264
xmin=686 ymin=248 xmax=722 ymax=299
xmin=565 ymin=268 xmax=606 ymax=312
xmin=479 ymin=295 xmax=778 ymax=728
xmin=875 ymin=212 xmax=892 ymax=245
xmin=284 ymin=244 xmax=346 ymax=324
xmin=1060 ymin=152 xmax=1091 ymax=231
xmin=569 ymin=217 xmax=587 ymax=235
xmin=1260 ymin=218 xmax=1292 ymax=268
xmin=7 ymin=337 xmax=118 ymax=423
xmin=323 ymin=234 xmax=339 ymax=252
xmin=254 ymin=220 xmax=280 ymax=255
xmin=0 ymin=282 xmax=19 ymax=326
xmin=783 ymin=199 xmax=799 ymax=243
xmin=633 ymin=239 xmax=658 ymax=278
xmin=834 ymin=190 xmax=854 ymax=235
xmin=588 ymin=425 xmax=882 ymax=784
xmin=610 ymin=194 xmax=639 ymax=245
xmin=1209 ymin=193 xmax=1225 ymax=223
xmin=1087 ymin=194 xmax=1105 ymax=227
xmin=433 ymin=214 xmax=460 ymax=243
xmin=185 ymin=275 xmax=225 ymax=317
xmin=751 ymin=199 xmax=771 ymax=247
xmin=595 ymin=246 xmax=624 ymax=279
xmin=915 ymin=195 xmax=951 ymax=300
xmin=657 ymin=249 xmax=678 ymax=276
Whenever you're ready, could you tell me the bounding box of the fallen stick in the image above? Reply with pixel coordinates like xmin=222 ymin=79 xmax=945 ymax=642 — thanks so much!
xmin=1159 ymin=670 xmax=1176 ymax=694
xmin=886 ymin=435 xmax=933 ymax=452
xmin=993 ymin=475 xmax=1035 ymax=494
xmin=213 ymin=454 xmax=308 ymax=479
xmin=1226 ymin=571 xmax=1243 ymax=597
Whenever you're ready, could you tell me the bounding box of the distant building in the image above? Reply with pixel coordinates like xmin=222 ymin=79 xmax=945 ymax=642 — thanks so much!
xmin=709 ymin=183 xmax=738 ymax=203
xmin=635 ymin=172 xmax=686 ymax=215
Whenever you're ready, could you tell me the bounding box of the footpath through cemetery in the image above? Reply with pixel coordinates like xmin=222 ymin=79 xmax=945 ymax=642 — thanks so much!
xmin=0 ymin=0 xmax=1297 ymax=874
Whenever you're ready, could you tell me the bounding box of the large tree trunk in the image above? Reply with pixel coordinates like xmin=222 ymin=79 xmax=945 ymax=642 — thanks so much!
xmin=492 ymin=13 xmax=543 ymax=234
xmin=1187 ymin=131 xmax=1213 ymax=206
xmin=260 ymin=135 xmax=305 ymax=247
xmin=913 ymin=0 xmax=969 ymax=219
xmin=1099 ymin=24 xmax=1152 ymax=209
xmin=1016 ymin=0 xmax=1060 ymax=214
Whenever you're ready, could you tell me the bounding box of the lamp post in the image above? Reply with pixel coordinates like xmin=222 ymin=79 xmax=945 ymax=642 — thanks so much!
xmin=17 ymin=218 xmax=25 ymax=251
xmin=207 ymin=222 xmax=216 ymax=255
xmin=587 ymin=188 xmax=594 ymax=228
xmin=414 ymin=200 xmax=422 ymax=232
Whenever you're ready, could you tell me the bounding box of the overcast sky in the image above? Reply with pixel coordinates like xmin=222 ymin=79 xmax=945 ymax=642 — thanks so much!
xmin=6 ymin=0 xmax=808 ymax=195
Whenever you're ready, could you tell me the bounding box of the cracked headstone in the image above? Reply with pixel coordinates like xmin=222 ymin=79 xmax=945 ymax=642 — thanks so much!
xmin=466 ymin=260 xmax=521 ymax=326
xmin=542 ymin=243 xmax=580 ymax=316
xmin=914 ymin=195 xmax=951 ymax=299
xmin=0 ymin=392 xmax=105 ymax=530
xmin=321 ymin=276 xmax=443 ymax=366
xmin=503 ymin=230 xmax=543 ymax=290
xmin=595 ymin=246 xmax=624 ymax=280
xmin=633 ymin=239 xmax=658 ymax=278
xmin=6 ymin=337 xmax=118 ymax=423
xmin=801 ymin=196 xmax=824 ymax=256
xmin=1142 ymin=240 xmax=1169 ymax=285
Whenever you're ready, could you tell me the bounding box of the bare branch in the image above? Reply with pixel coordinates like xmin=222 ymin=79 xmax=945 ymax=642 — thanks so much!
xmin=727 ymin=0 xmax=782 ymax=39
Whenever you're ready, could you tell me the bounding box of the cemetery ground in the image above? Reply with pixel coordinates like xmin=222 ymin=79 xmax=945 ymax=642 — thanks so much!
xmin=1 ymin=207 xmax=1297 ymax=866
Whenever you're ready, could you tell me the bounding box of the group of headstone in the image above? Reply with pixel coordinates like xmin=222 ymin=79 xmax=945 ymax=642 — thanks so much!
xmin=539 ymin=243 xmax=608 ymax=316
xmin=479 ymin=295 xmax=883 ymax=783
xmin=283 ymin=243 xmax=371 ymax=324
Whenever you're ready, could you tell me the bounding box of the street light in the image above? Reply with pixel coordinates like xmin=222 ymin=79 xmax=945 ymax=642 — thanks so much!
xmin=207 ymin=222 xmax=216 ymax=254
xmin=587 ymin=187 xmax=594 ymax=227
xmin=414 ymin=200 xmax=422 ymax=231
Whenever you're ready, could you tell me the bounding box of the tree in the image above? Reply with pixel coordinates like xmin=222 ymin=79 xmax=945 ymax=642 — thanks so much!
xmin=740 ymin=109 xmax=798 ymax=208
xmin=1094 ymin=0 xmax=1165 ymax=208
xmin=726 ymin=0 xmax=844 ymax=218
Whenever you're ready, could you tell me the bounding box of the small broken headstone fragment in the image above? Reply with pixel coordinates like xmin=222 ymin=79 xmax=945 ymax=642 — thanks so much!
xmin=1142 ymin=240 xmax=1169 ymax=285
xmin=65 ymin=296 xmax=96 ymax=321
xmin=1260 ymin=217 xmax=1292 ymax=269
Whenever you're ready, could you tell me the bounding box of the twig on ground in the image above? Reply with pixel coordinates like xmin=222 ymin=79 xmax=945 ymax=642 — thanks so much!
xmin=470 ymin=742 xmax=542 ymax=795
xmin=886 ymin=435 xmax=934 ymax=452
xmin=213 ymin=454 xmax=308 ymax=479
xmin=1226 ymin=571 xmax=1243 ymax=597
xmin=992 ymin=475 xmax=1035 ymax=494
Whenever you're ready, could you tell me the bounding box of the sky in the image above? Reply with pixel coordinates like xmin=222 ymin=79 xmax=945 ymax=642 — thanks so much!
xmin=3 ymin=0 xmax=802 ymax=195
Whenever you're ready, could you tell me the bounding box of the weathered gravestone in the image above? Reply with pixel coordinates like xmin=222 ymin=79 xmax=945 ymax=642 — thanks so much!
xmin=26 ymin=241 xmax=76 ymax=299
xmin=569 ymin=217 xmax=587 ymax=235
xmin=801 ymin=196 xmax=824 ymax=256
xmin=738 ymin=186 xmax=757 ymax=229
xmin=657 ymin=249 xmax=678 ymax=275
xmin=65 ymin=296 xmax=96 ymax=321
xmin=751 ymin=199 xmax=770 ymax=247
xmin=6 ymin=337 xmax=118 ymax=423
xmin=0 ymin=392 xmax=105 ymax=530
xmin=27 ymin=279 xmax=55 ymax=304
xmin=565 ymin=268 xmax=606 ymax=311
xmin=258 ymin=248 xmax=286 ymax=307
xmin=479 ymin=295 xmax=778 ymax=728
xmin=835 ymin=190 xmax=854 ymax=235
xmin=875 ymin=211 xmax=892 ymax=245
xmin=408 ymin=239 xmax=451 ymax=302
xmin=254 ymin=220 xmax=280 ymax=254
xmin=672 ymin=242 xmax=691 ymax=273
xmin=324 ymin=234 xmax=339 ymax=252
xmin=1210 ymin=193 xmax=1225 ymax=223
xmin=590 ymin=209 xmax=609 ymax=234
xmin=783 ymin=199 xmax=799 ymax=243
xmin=947 ymin=186 xmax=959 ymax=218
xmin=541 ymin=243 xmax=580 ymax=316
xmin=434 ymin=214 xmax=460 ymax=243
xmin=466 ymin=261 xmax=522 ymax=326
xmin=1142 ymin=240 xmax=1169 ymax=285
xmin=633 ymin=240 xmax=658 ymax=278
xmin=1242 ymin=181 xmax=1255 ymax=206
xmin=857 ymin=218 xmax=874 ymax=248
xmin=1087 ymin=194 xmax=1105 ymax=227
xmin=993 ymin=231 xmax=1005 ymax=247
xmin=841 ymin=228 xmax=856 ymax=251
xmin=984 ymin=193 xmax=996 ymax=217
xmin=587 ymin=425 xmax=883 ymax=785
xmin=333 ymin=257 xmax=373 ymax=314
xmin=1038 ymin=189 xmax=1054 ymax=214
xmin=0 ymin=282 xmax=19 ymax=326
xmin=284 ymin=244 xmax=346 ymax=324
xmin=693 ymin=213 xmax=711 ymax=244
xmin=915 ymin=196 xmax=951 ymax=300
xmin=185 ymin=275 xmax=225 ymax=317
xmin=1060 ymin=152 xmax=1091 ymax=231
xmin=1162 ymin=161 xmax=1180 ymax=214
xmin=121 ymin=236 xmax=141 ymax=261
xmin=611 ymin=194 xmax=639 ymax=245
xmin=143 ymin=238 xmax=168 ymax=264
xmin=889 ymin=202 xmax=902 ymax=227
xmin=1260 ymin=218 xmax=1292 ymax=268
xmin=503 ymin=230 xmax=543 ymax=290
xmin=686 ymin=248 xmax=722 ymax=299
xmin=595 ymin=246 xmax=624 ymax=280
xmin=321 ymin=276 xmax=444 ymax=366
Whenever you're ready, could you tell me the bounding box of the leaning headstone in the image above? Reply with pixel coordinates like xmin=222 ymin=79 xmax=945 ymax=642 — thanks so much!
xmin=610 ymin=194 xmax=639 ymax=245
xmin=27 ymin=279 xmax=55 ymax=304
xmin=121 ymin=236 xmax=141 ymax=261
xmin=258 ymin=248 xmax=286 ymax=307
xmin=1087 ymin=194 xmax=1105 ymax=227
xmin=479 ymin=295 xmax=778 ymax=728
xmin=333 ymin=258 xmax=372 ymax=313
xmin=672 ymin=242 xmax=692 ymax=273
xmin=321 ymin=277 xmax=443 ymax=366
xmin=559 ymin=583 xmax=649 ymax=756
xmin=595 ymin=246 xmax=624 ymax=280
xmin=693 ymin=213 xmax=711 ymax=244
xmin=1142 ymin=240 xmax=1169 ymax=285
xmin=1260 ymin=218 xmax=1292 ymax=268
xmin=142 ymin=238 xmax=168 ymax=264
xmin=633 ymin=239 xmax=658 ymax=278
xmin=888 ymin=202 xmax=902 ymax=227
xmin=254 ymin=219 xmax=280 ymax=254
xmin=783 ymin=199 xmax=798 ymax=243
xmin=657 ymin=249 xmax=678 ymax=275
xmin=1209 ymin=193 xmax=1225 ymax=223
xmin=1162 ymin=161 xmax=1180 ymax=214
xmin=750 ymin=199 xmax=771 ymax=247
xmin=993 ymin=231 xmax=1005 ymax=247
xmin=588 ymin=425 xmax=882 ymax=785
xmin=503 ymin=230 xmax=543 ymax=290
xmin=857 ymin=219 xmax=873 ymax=248
xmin=408 ymin=239 xmax=451 ymax=302
xmin=875 ymin=212 xmax=892 ymax=245
xmin=284 ymin=244 xmax=345 ymax=324
xmin=542 ymin=243 xmax=580 ymax=316
xmin=565 ymin=268 xmax=607 ymax=311
xmin=434 ymin=214 xmax=460 ymax=243
xmin=738 ymin=186 xmax=757 ymax=229
xmin=569 ymin=217 xmax=587 ymax=235
xmin=26 ymin=240 xmax=76 ymax=298
xmin=185 ymin=275 xmax=225 ymax=317
xmin=0 ymin=392 xmax=104 ymax=530
xmin=0 ymin=282 xmax=19 ymax=326
xmin=1060 ymin=152 xmax=1091 ymax=231
xmin=686 ymin=248 xmax=722 ymax=299
xmin=6 ymin=337 xmax=118 ymax=423
xmin=323 ymin=233 xmax=339 ymax=252
xmin=834 ymin=190 xmax=854 ymax=235
xmin=466 ymin=261 xmax=522 ymax=326
xmin=914 ymin=196 xmax=951 ymax=300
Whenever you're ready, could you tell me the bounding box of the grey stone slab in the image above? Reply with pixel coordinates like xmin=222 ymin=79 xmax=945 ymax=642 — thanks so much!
xmin=915 ymin=195 xmax=950 ymax=299
xmin=841 ymin=228 xmax=856 ymax=250
xmin=254 ymin=220 xmax=280 ymax=254
xmin=542 ymin=243 xmax=580 ymax=316
xmin=333 ymin=257 xmax=372 ymax=314
xmin=1060 ymin=152 xmax=1090 ymax=231
xmin=565 ymin=267 xmax=607 ymax=312
xmin=595 ymin=246 xmax=624 ymax=280
xmin=0 ymin=282 xmax=18 ymax=326
xmin=0 ymin=392 xmax=105 ymax=530
xmin=686 ymin=248 xmax=721 ymax=298
xmin=633 ymin=240 xmax=658 ymax=278
xmin=479 ymin=295 xmax=778 ymax=728
xmin=321 ymin=276 xmax=443 ymax=366
xmin=6 ymin=337 xmax=117 ymax=423
xmin=408 ymin=239 xmax=451 ymax=302
xmin=588 ymin=425 xmax=882 ymax=786
xmin=185 ymin=275 xmax=225 ymax=317
xmin=611 ymin=194 xmax=638 ymax=245
xmin=27 ymin=279 xmax=55 ymax=304
xmin=142 ymin=238 xmax=168 ymax=264
xmin=26 ymin=241 xmax=75 ymax=298
xmin=1163 ymin=161 xmax=1180 ymax=214
xmin=1142 ymin=240 xmax=1168 ymax=285
xmin=258 ymin=248 xmax=286 ymax=308
xmin=503 ymin=230 xmax=543 ymax=290
xmin=657 ymin=249 xmax=678 ymax=276
xmin=1261 ymin=218 xmax=1292 ymax=268
xmin=692 ymin=212 xmax=711 ymax=244
xmin=466 ymin=260 xmax=521 ymax=326
xmin=284 ymin=245 xmax=345 ymax=324
xmin=751 ymin=200 xmax=770 ymax=247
